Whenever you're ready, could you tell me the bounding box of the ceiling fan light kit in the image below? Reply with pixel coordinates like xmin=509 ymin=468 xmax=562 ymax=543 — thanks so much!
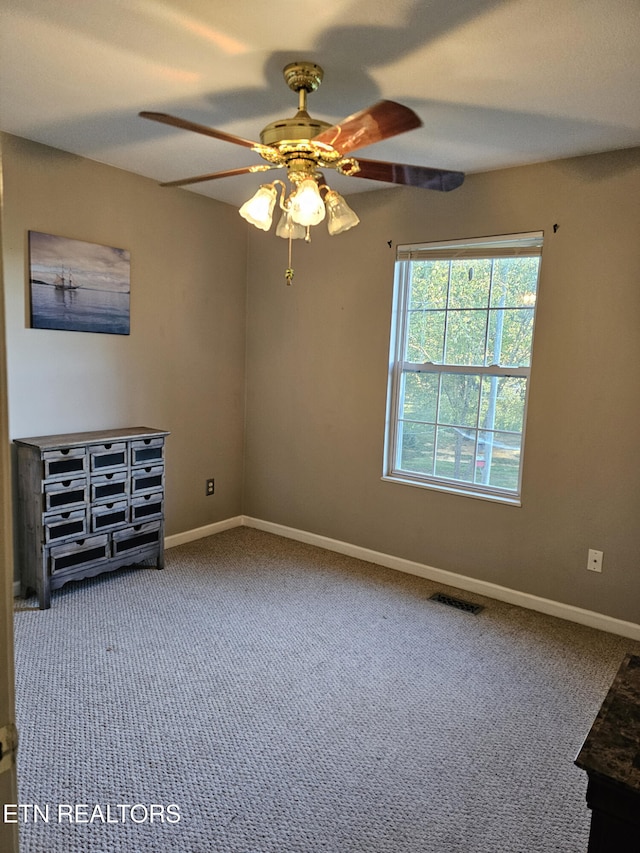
xmin=288 ymin=178 xmax=326 ymax=227
xmin=324 ymin=189 xmax=361 ymax=236
xmin=140 ymin=61 xmax=464 ymax=284
xmin=275 ymin=210 xmax=306 ymax=241
xmin=238 ymin=184 xmax=278 ymax=231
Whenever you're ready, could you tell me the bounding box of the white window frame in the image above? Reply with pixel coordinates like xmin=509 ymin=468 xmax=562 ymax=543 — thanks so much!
xmin=383 ymin=231 xmax=543 ymax=505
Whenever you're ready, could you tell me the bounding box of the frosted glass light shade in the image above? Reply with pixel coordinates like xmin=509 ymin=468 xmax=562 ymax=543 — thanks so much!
xmin=289 ymin=179 xmax=325 ymax=226
xmin=275 ymin=210 xmax=306 ymax=240
xmin=239 ymin=184 xmax=277 ymax=230
xmin=325 ymin=190 xmax=360 ymax=235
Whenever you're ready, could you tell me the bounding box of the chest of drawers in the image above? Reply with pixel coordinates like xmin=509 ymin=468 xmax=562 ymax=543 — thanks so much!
xmin=14 ymin=427 xmax=169 ymax=609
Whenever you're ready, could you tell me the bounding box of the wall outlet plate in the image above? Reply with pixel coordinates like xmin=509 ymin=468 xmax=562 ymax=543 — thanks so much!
xmin=587 ymin=549 xmax=603 ymax=572
xmin=206 ymin=478 xmax=214 ymax=496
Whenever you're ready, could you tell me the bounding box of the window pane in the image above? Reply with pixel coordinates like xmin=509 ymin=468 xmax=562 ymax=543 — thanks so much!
xmin=398 ymin=421 xmax=435 ymax=475
xmin=449 ymin=259 xmax=491 ymax=308
xmin=387 ymin=235 xmax=541 ymax=500
xmin=479 ymin=376 xmax=527 ymax=433
xmin=487 ymin=308 xmax=534 ymax=367
xmin=476 ymin=431 xmax=521 ymax=491
xmin=490 ymin=257 xmax=539 ymax=308
xmin=401 ymin=372 xmax=438 ymax=422
xmin=438 ymin=373 xmax=480 ymax=428
xmin=434 ymin=426 xmax=476 ymax=483
xmin=405 ymin=310 xmax=445 ymax=363
xmin=444 ymin=310 xmax=487 ymax=365
xmin=408 ymin=260 xmax=449 ymax=309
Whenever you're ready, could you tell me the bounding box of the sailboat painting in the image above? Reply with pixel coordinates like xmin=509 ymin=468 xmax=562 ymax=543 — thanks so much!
xmin=29 ymin=231 xmax=130 ymax=335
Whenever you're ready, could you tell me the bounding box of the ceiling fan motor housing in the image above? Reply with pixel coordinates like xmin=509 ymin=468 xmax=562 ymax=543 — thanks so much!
xmin=260 ymin=61 xmax=331 ymax=147
xmin=260 ymin=112 xmax=331 ymax=146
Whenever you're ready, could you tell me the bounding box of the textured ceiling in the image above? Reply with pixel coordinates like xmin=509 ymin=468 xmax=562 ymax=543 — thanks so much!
xmin=1 ymin=0 xmax=639 ymax=206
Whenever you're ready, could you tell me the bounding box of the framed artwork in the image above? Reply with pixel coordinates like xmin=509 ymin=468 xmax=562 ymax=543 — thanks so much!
xmin=28 ymin=231 xmax=131 ymax=335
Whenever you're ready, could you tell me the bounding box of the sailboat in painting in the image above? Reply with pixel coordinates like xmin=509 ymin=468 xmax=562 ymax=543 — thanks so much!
xmin=53 ymin=268 xmax=80 ymax=290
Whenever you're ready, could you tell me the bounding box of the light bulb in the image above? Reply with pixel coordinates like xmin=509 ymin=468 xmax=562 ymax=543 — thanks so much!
xmin=289 ymin=179 xmax=325 ymax=227
xmin=238 ymin=184 xmax=277 ymax=231
xmin=275 ymin=210 xmax=306 ymax=240
xmin=325 ymin=190 xmax=360 ymax=235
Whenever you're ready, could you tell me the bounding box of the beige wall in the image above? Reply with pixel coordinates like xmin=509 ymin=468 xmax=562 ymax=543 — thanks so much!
xmin=1 ymin=133 xmax=247 ymax=540
xmin=2 ymin=132 xmax=639 ymax=626
xmin=244 ymin=148 xmax=640 ymax=625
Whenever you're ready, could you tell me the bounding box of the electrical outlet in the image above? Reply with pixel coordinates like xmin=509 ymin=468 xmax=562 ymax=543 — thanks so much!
xmin=587 ymin=549 xmax=603 ymax=573
xmin=206 ymin=478 xmax=215 ymax=496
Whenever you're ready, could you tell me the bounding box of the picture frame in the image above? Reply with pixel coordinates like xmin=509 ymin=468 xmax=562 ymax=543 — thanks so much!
xmin=28 ymin=231 xmax=131 ymax=335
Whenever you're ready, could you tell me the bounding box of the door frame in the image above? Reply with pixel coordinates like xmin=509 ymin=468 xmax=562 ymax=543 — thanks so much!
xmin=0 ymin=135 xmax=20 ymax=853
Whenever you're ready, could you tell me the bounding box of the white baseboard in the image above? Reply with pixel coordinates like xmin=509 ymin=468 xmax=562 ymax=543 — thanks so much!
xmin=240 ymin=516 xmax=640 ymax=642
xmin=21 ymin=514 xmax=634 ymax=642
xmin=164 ymin=515 xmax=244 ymax=549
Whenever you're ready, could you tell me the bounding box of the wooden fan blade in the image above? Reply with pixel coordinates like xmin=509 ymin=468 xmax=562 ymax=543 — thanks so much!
xmin=351 ymin=158 xmax=465 ymax=191
xmin=160 ymin=165 xmax=278 ymax=188
xmin=139 ymin=111 xmax=259 ymax=149
xmin=313 ymin=100 xmax=422 ymax=155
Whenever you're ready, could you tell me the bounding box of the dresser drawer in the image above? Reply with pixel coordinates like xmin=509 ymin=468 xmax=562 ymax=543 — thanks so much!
xmin=131 ymin=437 xmax=165 ymax=466
xmin=131 ymin=492 xmax=163 ymax=523
xmin=43 ymin=477 xmax=88 ymax=512
xmin=43 ymin=446 xmax=87 ymax=480
xmin=48 ymin=534 xmax=109 ymax=576
xmin=89 ymin=442 xmax=128 ymax=472
xmin=91 ymin=500 xmax=129 ymax=533
xmin=112 ymin=521 xmax=162 ymax=556
xmin=91 ymin=470 xmax=129 ymax=503
xmin=131 ymin=465 xmax=164 ymax=495
xmin=43 ymin=509 xmax=87 ymax=543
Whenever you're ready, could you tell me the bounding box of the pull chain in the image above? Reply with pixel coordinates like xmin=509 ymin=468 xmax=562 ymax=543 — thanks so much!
xmin=285 ymin=233 xmax=294 ymax=285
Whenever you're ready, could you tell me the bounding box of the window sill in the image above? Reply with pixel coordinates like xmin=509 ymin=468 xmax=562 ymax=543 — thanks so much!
xmin=381 ymin=474 xmax=522 ymax=507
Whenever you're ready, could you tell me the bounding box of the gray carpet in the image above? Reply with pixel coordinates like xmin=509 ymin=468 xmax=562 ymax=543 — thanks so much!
xmin=13 ymin=527 xmax=640 ymax=853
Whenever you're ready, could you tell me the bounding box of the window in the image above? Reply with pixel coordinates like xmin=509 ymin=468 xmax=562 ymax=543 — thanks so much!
xmin=384 ymin=232 xmax=543 ymax=504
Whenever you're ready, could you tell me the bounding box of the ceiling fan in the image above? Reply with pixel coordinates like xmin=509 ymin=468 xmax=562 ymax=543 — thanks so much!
xmin=140 ymin=62 xmax=464 ymax=281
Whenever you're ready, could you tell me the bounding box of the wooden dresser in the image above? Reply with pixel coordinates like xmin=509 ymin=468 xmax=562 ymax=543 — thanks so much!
xmin=14 ymin=426 xmax=169 ymax=609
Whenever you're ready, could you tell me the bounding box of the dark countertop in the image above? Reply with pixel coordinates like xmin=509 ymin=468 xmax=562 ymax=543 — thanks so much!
xmin=575 ymin=653 xmax=640 ymax=794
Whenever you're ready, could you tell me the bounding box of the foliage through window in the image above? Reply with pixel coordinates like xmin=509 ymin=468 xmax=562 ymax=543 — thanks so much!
xmin=384 ymin=232 xmax=543 ymax=503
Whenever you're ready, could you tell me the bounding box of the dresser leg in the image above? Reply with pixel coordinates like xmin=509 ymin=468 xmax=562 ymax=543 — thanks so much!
xmin=38 ymin=584 xmax=50 ymax=610
xmin=37 ymin=556 xmax=50 ymax=609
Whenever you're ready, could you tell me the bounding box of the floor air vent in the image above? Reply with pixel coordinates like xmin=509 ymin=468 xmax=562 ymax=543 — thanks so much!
xmin=429 ymin=592 xmax=484 ymax=614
